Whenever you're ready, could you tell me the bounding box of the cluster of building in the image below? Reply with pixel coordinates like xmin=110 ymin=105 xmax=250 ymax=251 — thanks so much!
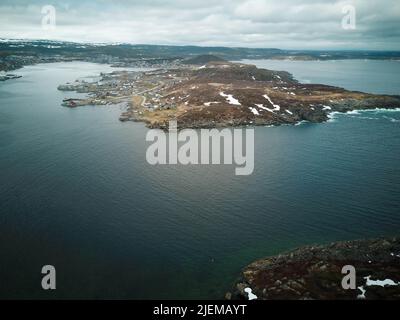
xmin=58 ymin=66 xmax=191 ymax=118
xmin=110 ymin=58 xmax=182 ymax=69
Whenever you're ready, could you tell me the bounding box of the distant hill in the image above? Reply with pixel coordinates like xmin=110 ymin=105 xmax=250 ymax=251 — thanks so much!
xmin=182 ymin=55 xmax=227 ymax=65
xmin=1 ymin=39 xmax=400 ymax=72
xmin=1 ymin=40 xmax=400 ymax=62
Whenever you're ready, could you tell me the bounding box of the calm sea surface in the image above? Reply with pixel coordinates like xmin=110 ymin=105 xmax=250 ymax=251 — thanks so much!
xmin=0 ymin=60 xmax=399 ymax=299
xmin=239 ymin=59 xmax=400 ymax=95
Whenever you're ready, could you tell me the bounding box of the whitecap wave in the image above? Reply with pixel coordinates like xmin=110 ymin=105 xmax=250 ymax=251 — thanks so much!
xmin=366 ymin=107 xmax=400 ymax=113
xmin=327 ymin=108 xmax=400 ymax=123
xmin=383 ymin=116 xmax=400 ymax=123
xmin=358 ymin=116 xmax=379 ymax=120
xmin=295 ymin=120 xmax=309 ymax=126
xmin=346 ymin=110 xmax=361 ymax=115
xmin=327 ymin=111 xmax=341 ymax=122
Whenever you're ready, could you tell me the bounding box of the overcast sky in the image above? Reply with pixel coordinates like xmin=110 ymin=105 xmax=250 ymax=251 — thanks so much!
xmin=1 ymin=0 xmax=399 ymax=50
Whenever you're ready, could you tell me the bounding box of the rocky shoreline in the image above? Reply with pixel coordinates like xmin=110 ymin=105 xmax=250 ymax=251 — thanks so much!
xmin=229 ymin=237 xmax=400 ymax=300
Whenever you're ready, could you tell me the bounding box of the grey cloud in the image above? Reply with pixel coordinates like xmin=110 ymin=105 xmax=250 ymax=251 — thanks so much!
xmin=0 ymin=0 xmax=399 ymax=50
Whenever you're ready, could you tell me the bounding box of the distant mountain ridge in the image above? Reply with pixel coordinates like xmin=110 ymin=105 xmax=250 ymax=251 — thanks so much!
xmin=1 ymin=39 xmax=400 ymax=60
xmin=1 ymin=39 xmax=400 ymax=72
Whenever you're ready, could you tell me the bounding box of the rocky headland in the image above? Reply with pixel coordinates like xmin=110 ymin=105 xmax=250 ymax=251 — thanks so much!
xmin=229 ymin=237 xmax=400 ymax=300
xmin=58 ymin=57 xmax=400 ymax=129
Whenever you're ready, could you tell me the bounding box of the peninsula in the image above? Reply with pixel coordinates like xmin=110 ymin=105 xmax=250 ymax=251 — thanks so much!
xmin=58 ymin=55 xmax=400 ymax=129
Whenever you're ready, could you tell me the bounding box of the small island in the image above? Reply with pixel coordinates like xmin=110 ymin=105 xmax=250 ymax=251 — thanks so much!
xmin=58 ymin=55 xmax=400 ymax=129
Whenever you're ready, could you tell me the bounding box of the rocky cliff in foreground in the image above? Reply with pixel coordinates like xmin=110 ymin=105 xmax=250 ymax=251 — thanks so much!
xmin=229 ymin=237 xmax=400 ymax=300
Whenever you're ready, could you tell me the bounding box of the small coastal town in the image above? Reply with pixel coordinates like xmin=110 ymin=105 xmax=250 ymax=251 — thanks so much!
xmin=58 ymin=67 xmax=186 ymax=110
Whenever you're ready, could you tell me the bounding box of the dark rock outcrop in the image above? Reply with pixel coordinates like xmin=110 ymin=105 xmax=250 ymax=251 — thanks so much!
xmin=230 ymin=237 xmax=400 ymax=300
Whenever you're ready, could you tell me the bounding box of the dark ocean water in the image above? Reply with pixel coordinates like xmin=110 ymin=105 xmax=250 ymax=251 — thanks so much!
xmin=0 ymin=61 xmax=399 ymax=299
